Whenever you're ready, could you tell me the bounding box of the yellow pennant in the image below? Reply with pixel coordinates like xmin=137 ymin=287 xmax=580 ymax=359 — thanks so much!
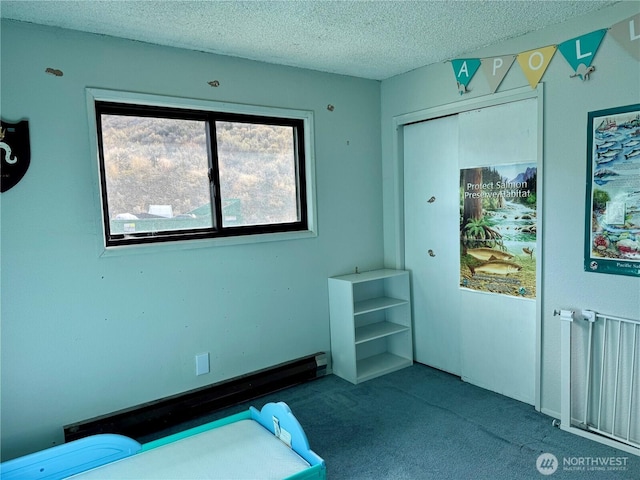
xmin=516 ymin=45 xmax=558 ymax=89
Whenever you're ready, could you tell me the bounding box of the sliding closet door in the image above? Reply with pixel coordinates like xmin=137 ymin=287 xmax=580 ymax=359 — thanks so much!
xmin=457 ymin=99 xmax=537 ymax=404
xmin=404 ymin=98 xmax=538 ymax=405
xmin=404 ymin=115 xmax=461 ymax=375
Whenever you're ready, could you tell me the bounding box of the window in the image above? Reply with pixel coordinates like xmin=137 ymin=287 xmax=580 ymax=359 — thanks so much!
xmin=94 ymin=98 xmax=312 ymax=247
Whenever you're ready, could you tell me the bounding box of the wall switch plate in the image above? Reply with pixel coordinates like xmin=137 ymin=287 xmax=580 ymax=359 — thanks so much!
xmin=195 ymin=353 xmax=210 ymax=376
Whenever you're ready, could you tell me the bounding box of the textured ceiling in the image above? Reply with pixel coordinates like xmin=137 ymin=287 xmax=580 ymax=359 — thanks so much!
xmin=0 ymin=0 xmax=618 ymax=80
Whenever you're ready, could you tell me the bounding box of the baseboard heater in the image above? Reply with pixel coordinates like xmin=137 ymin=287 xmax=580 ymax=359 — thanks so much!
xmin=64 ymin=352 xmax=327 ymax=443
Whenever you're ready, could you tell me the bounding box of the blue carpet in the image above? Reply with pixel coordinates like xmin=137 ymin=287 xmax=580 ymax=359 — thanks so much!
xmin=151 ymin=364 xmax=640 ymax=479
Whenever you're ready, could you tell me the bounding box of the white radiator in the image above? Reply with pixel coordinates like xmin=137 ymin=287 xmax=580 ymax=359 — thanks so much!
xmin=558 ymin=309 xmax=640 ymax=456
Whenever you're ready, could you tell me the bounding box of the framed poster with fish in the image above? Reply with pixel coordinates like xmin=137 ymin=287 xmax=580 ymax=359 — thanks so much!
xmin=585 ymin=103 xmax=640 ymax=277
xmin=460 ymin=162 xmax=537 ymax=298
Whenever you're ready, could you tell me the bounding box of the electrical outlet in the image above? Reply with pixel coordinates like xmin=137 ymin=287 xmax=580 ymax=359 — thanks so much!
xmin=195 ymin=353 xmax=210 ymax=376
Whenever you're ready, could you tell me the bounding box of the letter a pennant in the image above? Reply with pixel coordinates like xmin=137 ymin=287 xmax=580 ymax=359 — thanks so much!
xmin=609 ymin=13 xmax=640 ymax=61
xmin=480 ymin=55 xmax=516 ymax=93
xmin=558 ymin=29 xmax=606 ymax=79
xmin=451 ymin=58 xmax=481 ymax=94
xmin=517 ymin=45 xmax=557 ymax=89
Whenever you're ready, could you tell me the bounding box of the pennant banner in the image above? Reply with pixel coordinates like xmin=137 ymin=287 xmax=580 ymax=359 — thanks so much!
xmin=451 ymin=58 xmax=481 ymax=94
xmin=558 ymin=29 xmax=607 ymax=79
xmin=480 ymin=55 xmax=516 ymax=93
xmin=517 ymin=45 xmax=557 ymax=89
xmin=447 ymin=13 xmax=638 ymax=94
xmin=609 ymin=13 xmax=640 ymax=61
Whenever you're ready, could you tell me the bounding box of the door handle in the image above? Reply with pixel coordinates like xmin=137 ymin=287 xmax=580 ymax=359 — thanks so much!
xmin=428 ymin=249 xmax=436 ymax=257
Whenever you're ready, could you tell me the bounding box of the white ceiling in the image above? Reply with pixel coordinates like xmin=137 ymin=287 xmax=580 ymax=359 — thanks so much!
xmin=0 ymin=0 xmax=618 ymax=80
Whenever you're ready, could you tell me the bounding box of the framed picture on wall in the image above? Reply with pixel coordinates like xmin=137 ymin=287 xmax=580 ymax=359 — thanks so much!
xmin=584 ymin=103 xmax=640 ymax=277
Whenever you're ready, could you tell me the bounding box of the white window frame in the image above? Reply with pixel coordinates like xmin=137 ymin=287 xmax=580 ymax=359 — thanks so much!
xmin=86 ymin=88 xmax=317 ymax=256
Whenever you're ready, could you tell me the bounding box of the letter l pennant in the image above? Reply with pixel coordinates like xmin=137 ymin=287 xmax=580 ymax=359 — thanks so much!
xmin=609 ymin=13 xmax=640 ymax=61
xmin=558 ymin=29 xmax=607 ymax=79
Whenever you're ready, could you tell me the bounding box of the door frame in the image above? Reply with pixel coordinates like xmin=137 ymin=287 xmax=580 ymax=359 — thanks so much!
xmin=390 ymin=85 xmax=544 ymax=411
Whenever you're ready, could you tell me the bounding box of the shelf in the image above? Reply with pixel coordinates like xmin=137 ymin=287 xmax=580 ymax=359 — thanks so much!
xmin=354 ymin=296 xmax=408 ymax=315
xmin=328 ymin=268 xmax=413 ymax=384
xmin=332 ymin=269 xmax=407 ymax=284
xmin=355 ymin=321 xmax=409 ymax=344
xmin=356 ymin=353 xmax=412 ymax=383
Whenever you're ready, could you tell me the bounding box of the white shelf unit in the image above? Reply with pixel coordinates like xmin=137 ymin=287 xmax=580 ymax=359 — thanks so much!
xmin=328 ymin=269 xmax=413 ymax=384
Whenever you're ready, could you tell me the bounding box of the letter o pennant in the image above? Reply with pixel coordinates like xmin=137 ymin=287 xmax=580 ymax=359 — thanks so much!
xmin=517 ymin=45 xmax=557 ymax=89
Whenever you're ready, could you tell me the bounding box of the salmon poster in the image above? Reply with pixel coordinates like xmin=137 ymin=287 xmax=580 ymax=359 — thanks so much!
xmin=460 ymin=163 xmax=537 ymax=298
xmin=585 ymin=104 xmax=640 ymax=278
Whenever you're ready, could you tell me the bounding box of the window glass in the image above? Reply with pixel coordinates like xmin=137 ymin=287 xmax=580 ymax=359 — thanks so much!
xmin=94 ymin=100 xmax=309 ymax=247
xmin=216 ymin=121 xmax=299 ymax=227
xmin=100 ymin=114 xmax=212 ymax=236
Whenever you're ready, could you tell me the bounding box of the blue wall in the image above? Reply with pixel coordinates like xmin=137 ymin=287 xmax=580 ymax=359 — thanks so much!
xmin=381 ymin=1 xmax=640 ymax=418
xmin=0 ymin=20 xmax=382 ymax=459
xmin=3 ymin=1 xmax=639 ymax=461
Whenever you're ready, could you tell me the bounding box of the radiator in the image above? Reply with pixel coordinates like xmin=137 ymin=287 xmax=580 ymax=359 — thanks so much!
xmin=558 ymin=309 xmax=640 ymax=456
xmin=64 ymin=352 xmax=327 ymax=443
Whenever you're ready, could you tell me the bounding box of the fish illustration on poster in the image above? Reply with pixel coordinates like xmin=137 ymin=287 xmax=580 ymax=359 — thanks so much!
xmin=585 ymin=103 xmax=640 ymax=277
xmin=460 ymin=163 xmax=537 ymax=298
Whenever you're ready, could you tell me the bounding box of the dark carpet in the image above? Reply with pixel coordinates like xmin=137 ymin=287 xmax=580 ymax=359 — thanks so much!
xmin=148 ymin=363 xmax=640 ymax=479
